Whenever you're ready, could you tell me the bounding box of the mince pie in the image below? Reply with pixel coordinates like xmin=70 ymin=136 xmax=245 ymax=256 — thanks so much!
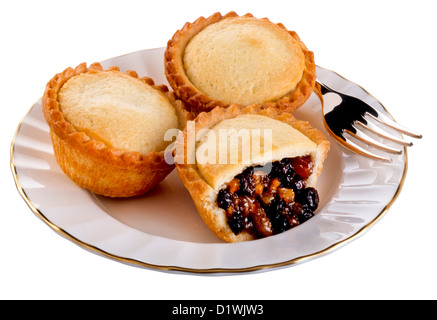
xmin=175 ymin=105 xmax=329 ymax=242
xmin=165 ymin=12 xmax=317 ymax=115
xmin=42 ymin=62 xmax=190 ymax=197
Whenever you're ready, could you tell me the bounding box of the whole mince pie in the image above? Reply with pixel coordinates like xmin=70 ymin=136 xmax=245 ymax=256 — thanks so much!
xmin=164 ymin=11 xmax=317 ymax=115
xmin=42 ymin=62 xmax=190 ymax=197
xmin=175 ymin=105 xmax=330 ymax=243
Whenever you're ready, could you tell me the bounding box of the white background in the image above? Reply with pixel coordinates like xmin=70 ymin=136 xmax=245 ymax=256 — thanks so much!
xmin=1 ymin=0 xmax=436 ymax=300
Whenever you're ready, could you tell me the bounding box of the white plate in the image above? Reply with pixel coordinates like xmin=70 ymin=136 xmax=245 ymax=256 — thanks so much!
xmin=11 ymin=48 xmax=407 ymax=274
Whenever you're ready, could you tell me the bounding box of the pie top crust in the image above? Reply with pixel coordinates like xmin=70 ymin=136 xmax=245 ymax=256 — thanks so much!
xmin=165 ymin=12 xmax=317 ymax=115
xmin=58 ymin=70 xmax=179 ymax=155
xmin=183 ymin=17 xmax=305 ymax=106
xmin=196 ymin=114 xmax=318 ymax=190
xmin=43 ymin=62 xmax=188 ymax=168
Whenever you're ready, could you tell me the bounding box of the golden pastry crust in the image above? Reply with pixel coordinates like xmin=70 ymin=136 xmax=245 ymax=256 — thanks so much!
xmin=165 ymin=11 xmax=317 ymax=115
xmin=175 ymin=104 xmax=330 ymax=242
xmin=42 ymin=62 xmax=191 ymax=197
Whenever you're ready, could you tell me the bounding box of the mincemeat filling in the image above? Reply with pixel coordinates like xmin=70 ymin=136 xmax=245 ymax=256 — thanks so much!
xmin=217 ymin=156 xmax=319 ymax=237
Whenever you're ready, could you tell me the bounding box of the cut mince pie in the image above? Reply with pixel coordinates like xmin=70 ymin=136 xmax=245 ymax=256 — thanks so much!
xmin=42 ymin=62 xmax=190 ymax=197
xmin=165 ymin=11 xmax=317 ymax=115
xmin=175 ymin=105 xmax=329 ymax=242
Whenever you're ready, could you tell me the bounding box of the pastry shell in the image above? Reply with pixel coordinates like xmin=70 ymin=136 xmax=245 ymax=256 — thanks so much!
xmin=42 ymin=62 xmax=191 ymax=198
xmin=165 ymin=11 xmax=317 ymax=115
xmin=175 ymin=104 xmax=330 ymax=242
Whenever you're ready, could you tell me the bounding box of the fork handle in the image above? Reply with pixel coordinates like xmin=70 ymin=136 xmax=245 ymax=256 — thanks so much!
xmin=317 ymin=80 xmax=331 ymax=95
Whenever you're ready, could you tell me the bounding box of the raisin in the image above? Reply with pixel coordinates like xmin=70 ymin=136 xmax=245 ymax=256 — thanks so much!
xmin=293 ymin=177 xmax=306 ymax=191
xmin=298 ymin=210 xmax=314 ymax=224
xmin=296 ymin=187 xmax=319 ymax=211
xmin=236 ymin=167 xmax=255 ymax=196
xmin=271 ymin=158 xmax=293 ymax=178
xmin=227 ymin=212 xmax=244 ymax=235
xmin=217 ymin=189 xmax=233 ymax=210
xmin=280 ymin=203 xmax=300 ymax=228
xmin=290 ymin=202 xmax=305 ymax=216
xmin=267 ymin=196 xmax=285 ymax=214
xmin=281 ymin=171 xmax=305 ymax=191
xmin=266 ymin=197 xmax=290 ymax=234
xmin=271 ymin=214 xmax=290 ymax=234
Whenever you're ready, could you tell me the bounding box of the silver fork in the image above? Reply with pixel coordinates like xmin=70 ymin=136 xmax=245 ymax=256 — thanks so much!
xmin=318 ymin=79 xmax=422 ymax=162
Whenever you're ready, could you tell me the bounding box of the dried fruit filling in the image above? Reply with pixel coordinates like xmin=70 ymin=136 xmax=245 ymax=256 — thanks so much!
xmin=217 ymin=156 xmax=319 ymax=238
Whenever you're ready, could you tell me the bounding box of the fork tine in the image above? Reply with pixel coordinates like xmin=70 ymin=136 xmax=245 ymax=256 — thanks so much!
xmin=348 ymin=125 xmax=403 ymax=154
xmin=342 ymin=134 xmax=393 ymax=162
xmin=358 ymin=118 xmax=413 ymax=146
xmin=367 ymin=109 xmax=422 ymax=139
